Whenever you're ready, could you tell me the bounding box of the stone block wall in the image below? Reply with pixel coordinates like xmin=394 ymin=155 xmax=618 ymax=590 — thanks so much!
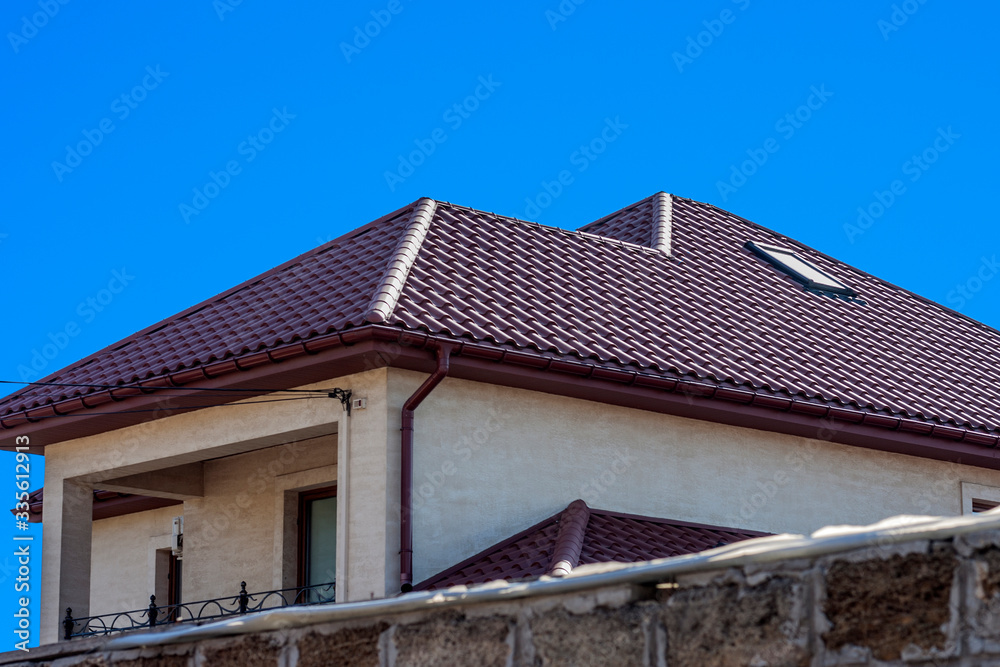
xmin=6 ymin=528 xmax=1000 ymax=666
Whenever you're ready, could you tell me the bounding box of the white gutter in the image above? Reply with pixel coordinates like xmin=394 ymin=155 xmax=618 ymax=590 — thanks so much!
xmin=108 ymin=509 xmax=1000 ymax=650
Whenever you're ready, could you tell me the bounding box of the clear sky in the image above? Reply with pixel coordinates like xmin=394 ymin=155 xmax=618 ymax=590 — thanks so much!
xmin=1 ymin=0 xmax=998 ymax=650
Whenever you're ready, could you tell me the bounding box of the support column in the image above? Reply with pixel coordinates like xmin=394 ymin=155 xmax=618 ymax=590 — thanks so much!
xmin=336 ymin=407 xmax=350 ymax=602
xmin=40 ymin=480 xmax=93 ymax=644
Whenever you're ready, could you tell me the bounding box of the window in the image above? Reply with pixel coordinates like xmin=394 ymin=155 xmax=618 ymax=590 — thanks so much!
xmin=972 ymin=499 xmax=1000 ymax=513
xmin=297 ymin=486 xmax=337 ymax=600
xmin=746 ymin=241 xmax=857 ymax=298
xmin=961 ymin=482 xmax=1000 ymax=515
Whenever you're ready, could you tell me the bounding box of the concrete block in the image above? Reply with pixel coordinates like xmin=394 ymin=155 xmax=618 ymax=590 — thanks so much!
xmin=295 ymin=623 xmax=387 ymax=667
xmin=392 ymin=613 xmax=512 ymax=667
xmin=663 ymin=576 xmax=810 ymax=667
xmin=110 ymin=656 xmax=189 ymax=667
xmin=527 ymin=603 xmax=654 ymax=667
xmin=199 ymin=635 xmax=282 ymax=667
xmin=821 ymin=548 xmax=958 ymax=662
xmin=964 ymin=546 xmax=1000 ymax=656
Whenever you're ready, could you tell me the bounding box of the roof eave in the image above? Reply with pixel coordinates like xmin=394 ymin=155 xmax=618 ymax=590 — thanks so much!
xmin=4 ymin=326 xmax=999 ymax=473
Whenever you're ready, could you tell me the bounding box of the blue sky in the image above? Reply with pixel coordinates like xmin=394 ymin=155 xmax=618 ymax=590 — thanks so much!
xmin=1 ymin=0 xmax=998 ymax=649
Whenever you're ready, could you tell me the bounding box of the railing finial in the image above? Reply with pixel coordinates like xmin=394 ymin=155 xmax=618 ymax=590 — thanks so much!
xmin=148 ymin=595 xmax=159 ymax=627
xmin=62 ymin=608 xmax=74 ymax=641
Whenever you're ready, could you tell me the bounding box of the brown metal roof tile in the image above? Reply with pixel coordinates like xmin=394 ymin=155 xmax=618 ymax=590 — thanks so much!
xmin=413 ymin=500 xmax=766 ymax=591
xmin=7 ymin=193 xmax=1000 ymax=442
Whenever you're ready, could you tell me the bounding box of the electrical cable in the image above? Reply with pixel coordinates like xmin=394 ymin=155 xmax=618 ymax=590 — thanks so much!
xmin=3 ymin=395 xmax=330 ymax=423
xmin=0 ymin=378 xmax=334 ymax=395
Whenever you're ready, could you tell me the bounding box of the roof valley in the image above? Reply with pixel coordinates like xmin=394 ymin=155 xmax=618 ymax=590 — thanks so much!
xmin=364 ymin=198 xmax=438 ymax=324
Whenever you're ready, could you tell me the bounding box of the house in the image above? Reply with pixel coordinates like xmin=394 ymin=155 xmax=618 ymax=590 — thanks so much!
xmin=5 ymin=192 xmax=1000 ymax=645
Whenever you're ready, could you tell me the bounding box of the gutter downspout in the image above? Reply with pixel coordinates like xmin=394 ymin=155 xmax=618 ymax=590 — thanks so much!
xmin=400 ymin=342 xmax=454 ymax=592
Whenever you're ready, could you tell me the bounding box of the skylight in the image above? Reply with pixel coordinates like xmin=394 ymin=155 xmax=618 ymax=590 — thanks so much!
xmin=746 ymin=241 xmax=857 ymax=298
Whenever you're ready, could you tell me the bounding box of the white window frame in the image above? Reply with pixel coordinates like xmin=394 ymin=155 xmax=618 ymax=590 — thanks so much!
xmin=960 ymin=482 xmax=1000 ymax=515
xmin=746 ymin=240 xmax=857 ymax=297
xmin=273 ymin=464 xmax=338 ymax=591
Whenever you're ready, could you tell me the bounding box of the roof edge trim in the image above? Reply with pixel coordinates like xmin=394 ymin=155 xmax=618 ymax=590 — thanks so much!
xmin=7 ymin=327 xmax=1000 ymax=468
xmin=364 ymin=198 xmax=438 ymax=324
xmin=651 ymin=192 xmax=672 ymax=255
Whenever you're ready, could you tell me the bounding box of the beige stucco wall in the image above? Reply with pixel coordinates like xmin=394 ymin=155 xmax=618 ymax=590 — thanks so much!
xmin=40 ymin=369 xmax=388 ymax=643
xmin=182 ymin=437 xmax=337 ymax=602
xmin=392 ymin=369 xmax=1000 ymax=585
xmin=86 ymin=437 xmax=338 ymax=618
xmin=89 ymin=505 xmax=178 ymax=616
xmin=66 ymin=364 xmax=395 ymax=616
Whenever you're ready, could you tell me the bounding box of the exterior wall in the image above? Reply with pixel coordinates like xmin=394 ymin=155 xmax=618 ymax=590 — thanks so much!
xmin=40 ymin=368 xmax=386 ymax=643
xmin=89 ymin=506 xmax=178 ymax=616
xmin=182 ymin=437 xmax=337 ymax=602
xmin=393 ymin=369 xmax=1000 ymax=584
xmin=85 ymin=438 xmax=338 ymax=617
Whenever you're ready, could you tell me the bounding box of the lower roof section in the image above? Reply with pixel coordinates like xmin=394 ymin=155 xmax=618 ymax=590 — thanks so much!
xmin=414 ymin=499 xmax=768 ymax=591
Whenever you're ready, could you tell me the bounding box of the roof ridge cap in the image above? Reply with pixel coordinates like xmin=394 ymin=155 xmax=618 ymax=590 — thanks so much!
xmin=547 ymin=499 xmax=591 ymax=577
xmin=364 ymin=198 xmax=438 ymax=324
xmin=651 ymin=192 xmax=673 ymax=255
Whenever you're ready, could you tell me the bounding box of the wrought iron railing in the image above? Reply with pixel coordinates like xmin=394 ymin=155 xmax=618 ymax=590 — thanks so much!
xmin=63 ymin=580 xmax=336 ymax=640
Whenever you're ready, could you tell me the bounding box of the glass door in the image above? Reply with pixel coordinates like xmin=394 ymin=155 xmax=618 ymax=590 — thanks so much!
xmin=298 ymin=486 xmax=337 ymax=603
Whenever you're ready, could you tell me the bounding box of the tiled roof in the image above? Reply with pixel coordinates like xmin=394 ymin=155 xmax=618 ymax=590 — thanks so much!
xmin=413 ymin=499 xmax=766 ymax=590
xmin=0 ymin=204 xmax=414 ymax=416
xmin=6 ymin=193 xmax=1000 ymax=436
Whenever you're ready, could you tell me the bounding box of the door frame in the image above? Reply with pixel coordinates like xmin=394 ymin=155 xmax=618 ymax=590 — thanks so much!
xmin=296 ymin=484 xmax=338 ymax=589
